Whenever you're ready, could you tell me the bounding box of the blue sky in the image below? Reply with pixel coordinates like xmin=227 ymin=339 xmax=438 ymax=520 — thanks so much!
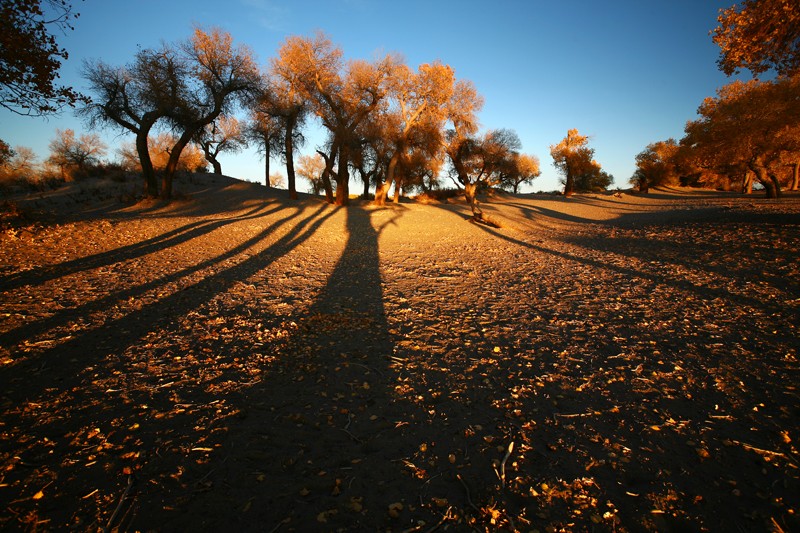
xmin=1 ymin=0 xmax=745 ymax=192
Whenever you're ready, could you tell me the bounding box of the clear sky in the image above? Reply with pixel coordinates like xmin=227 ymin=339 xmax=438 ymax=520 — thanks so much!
xmin=0 ymin=0 xmax=747 ymax=192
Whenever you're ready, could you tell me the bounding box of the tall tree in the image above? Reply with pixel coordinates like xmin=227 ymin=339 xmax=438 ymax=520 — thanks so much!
xmin=373 ymin=60 xmax=455 ymax=206
xmin=443 ymin=79 xmax=485 ymax=209
xmin=83 ymin=27 xmax=259 ymax=199
xmin=81 ymin=45 xmax=188 ymax=197
xmin=273 ymin=32 xmax=393 ymax=205
xmin=161 ymin=27 xmax=260 ymax=198
xmin=712 ymin=0 xmax=800 ymax=77
xmin=257 ymin=74 xmax=307 ymax=199
xmin=245 ymin=103 xmax=283 ymax=188
xmin=550 ymin=129 xmax=592 ymax=196
xmin=0 ymin=0 xmax=87 ymax=115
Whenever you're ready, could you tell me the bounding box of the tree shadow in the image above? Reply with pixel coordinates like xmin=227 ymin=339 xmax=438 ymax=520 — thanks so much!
xmin=414 ymin=198 xmax=800 ymax=532
xmin=150 ymin=204 xmax=432 ymax=531
xmin=0 ymin=200 xmax=349 ymax=530
xmin=0 ymin=202 xmax=280 ymax=291
xmin=0 ymin=201 xmax=328 ymax=354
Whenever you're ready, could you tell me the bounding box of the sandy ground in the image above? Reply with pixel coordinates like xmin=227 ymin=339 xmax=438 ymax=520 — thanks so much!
xmin=0 ymin=174 xmax=799 ymax=532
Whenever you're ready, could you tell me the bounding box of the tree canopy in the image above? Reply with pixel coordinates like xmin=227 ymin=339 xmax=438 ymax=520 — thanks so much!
xmin=712 ymin=0 xmax=800 ymax=77
xmin=81 ymin=27 xmax=259 ymax=198
xmin=682 ymin=75 xmax=800 ymax=198
xmin=550 ymin=129 xmax=611 ymax=195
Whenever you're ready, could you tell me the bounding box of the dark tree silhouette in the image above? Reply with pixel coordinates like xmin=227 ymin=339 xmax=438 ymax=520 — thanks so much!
xmin=0 ymin=0 xmax=87 ymax=116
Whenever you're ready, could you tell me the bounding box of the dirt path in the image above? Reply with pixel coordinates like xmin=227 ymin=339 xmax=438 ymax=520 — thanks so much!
xmin=1 ymin=178 xmax=798 ymax=531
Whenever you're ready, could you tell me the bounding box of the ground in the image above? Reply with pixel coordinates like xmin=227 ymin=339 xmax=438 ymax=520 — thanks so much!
xmin=0 ymin=175 xmax=798 ymax=532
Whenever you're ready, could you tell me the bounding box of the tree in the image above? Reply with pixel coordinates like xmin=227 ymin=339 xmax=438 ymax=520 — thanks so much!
xmin=574 ymin=160 xmax=613 ymax=192
xmin=632 ymin=139 xmax=680 ymax=192
xmin=273 ymin=32 xmax=393 ymax=205
xmin=550 ymin=129 xmax=593 ymax=196
xmin=0 ymin=0 xmax=87 ymax=115
xmin=712 ymin=0 xmax=800 ymax=77
xmin=245 ymin=103 xmax=283 ymax=188
xmin=160 ymin=27 xmax=260 ymax=198
xmin=296 ymin=153 xmax=326 ymax=194
xmin=256 ymin=73 xmax=308 ymax=199
xmin=195 ymin=115 xmax=246 ymax=175
xmin=81 ymin=27 xmax=259 ymax=199
xmin=443 ymin=78 xmax=485 ymax=210
xmin=500 ymin=153 xmax=541 ymax=194
xmin=81 ymin=45 xmax=189 ymax=197
xmin=269 ymin=172 xmax=285 ymax=188
xmin=373 ymin=60 xmax=455 ymax=205
xmin=391 ymin=122 xmax=444 ymax=199
xmin=682 ymin=76 xmax=800 ymax=198
xmin=46 ymin=128 xmax=106 ymax=179
xmin=0 ymin=145 xmax=38 ymax=186
xmin=446 ymin=128 xmax=522 ymax=219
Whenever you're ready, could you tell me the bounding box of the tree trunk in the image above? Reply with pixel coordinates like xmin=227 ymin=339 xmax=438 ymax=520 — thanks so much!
xmin=751 ymin=163 xmax=779 ymax=199
xmin=202 ymin=143 xmax=222 ymax=175
xmin=792 ymin=162 xmax=799 ymax=191
xmin=335 ymin=143 xmax=350 ymax=206
xmin=163 ymin=130 xmax=194 ymax=200
xmin=136 ymin=128 xmax=158 ymax=197
xmin=284 ymin=110 xmax=298 ymax=200
xmin=362 ymin=172 xmax=370 ymax=198
xmin=564 ymin=171 xmax=575 ymax=197
xmin=742 ymin=171 xmax=753 ymax=194
xmin=263 ymin=144 xmax=271 ymax=188
xmin=768 ymin=173 xmax=782 ymax=199
xmin=374 ymin=150 xmax=399 ymax=207
xmin=316 ymin=146 xmax=336 ymax=203
xmin=465 ymin=181 xmax=483 ymax=219
xmin=392 ymin=179 xmax=402 ymax=203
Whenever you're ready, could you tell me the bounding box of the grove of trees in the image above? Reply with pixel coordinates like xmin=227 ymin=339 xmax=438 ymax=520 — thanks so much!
xmin=632 ymin=0 xmax=800 ymax=198
xmin=5 ymin=1 xmax=797 ymax=204
xmin=74 ymin=28 xmax=543 ymax=206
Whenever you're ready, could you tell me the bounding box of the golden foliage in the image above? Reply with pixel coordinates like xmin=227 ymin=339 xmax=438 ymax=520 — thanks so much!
xmin=712 ymin=0 xmax=800 ymax=77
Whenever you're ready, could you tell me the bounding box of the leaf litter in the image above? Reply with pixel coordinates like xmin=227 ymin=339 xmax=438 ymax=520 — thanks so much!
xmin=0 ymin=178 xmax=798 ymax=532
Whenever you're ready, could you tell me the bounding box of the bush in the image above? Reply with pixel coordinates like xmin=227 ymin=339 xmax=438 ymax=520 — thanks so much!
xmin=415 ymin=188 xmax=461 ymax=203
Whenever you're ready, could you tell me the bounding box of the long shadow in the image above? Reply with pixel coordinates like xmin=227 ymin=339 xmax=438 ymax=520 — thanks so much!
xmin=430 ymin=202 xmax=789 ymax=316
xmin=567 ymin=212 xmax=800 ymax=295
xmin=0 ymin=202 xmax=280 ymax=291
xmin=0 ymin=199 xmax=354 ymax=532
xmin=0 ymin=203 xmax=314 ymax=351
xmin=0 ymin=201 xmax=337 ymax=400
xmin=145 ymin=205 xmax=427 ymax=531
